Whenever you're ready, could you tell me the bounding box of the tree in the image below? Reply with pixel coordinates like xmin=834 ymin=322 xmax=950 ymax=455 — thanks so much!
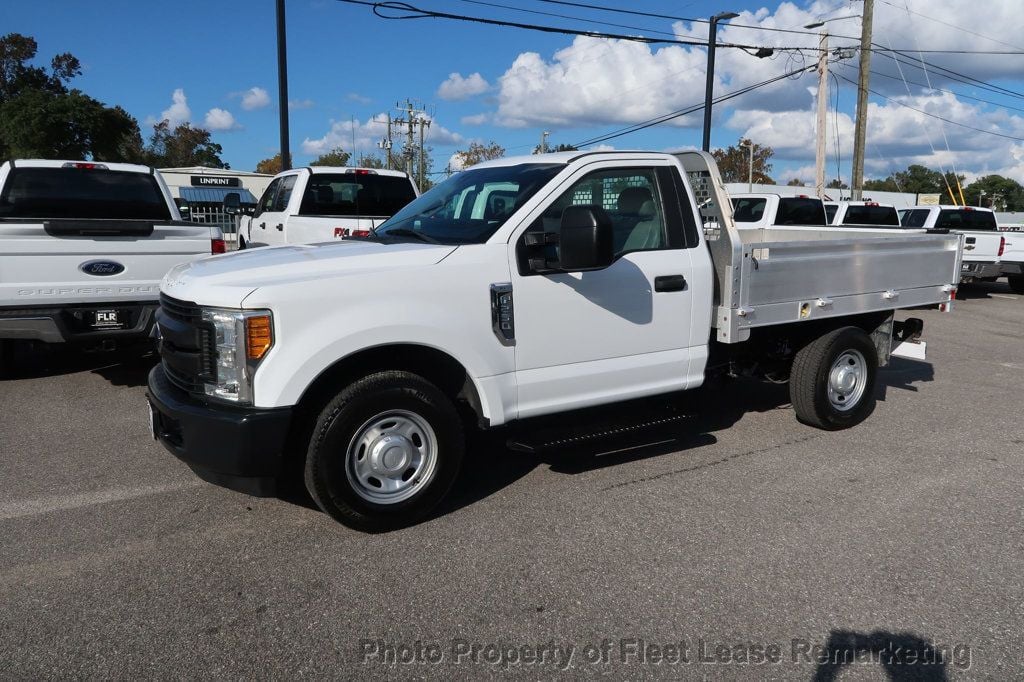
xmin=0 ymin=33 xmax=142 ymax=161
xmin=533 ymin=141 xmax=578 ymax=154
xmin=311 ymin=147 xmax=351 ymax=167
xmin=356 ymin=154 xmax=386 ymax=169
xmin=786 ymin=178 xmax=805 ymax=186
xmin=863 ymin=177 xmax=900 ymax=192
xmin=454 ymin=140 xmax=505 ymax=168
xmin=255 ymin=153 xmax=289 ymax=175
xmin=145 ymin=120 xmax=227 ymax=168
xmin=964 ymin=175 xmax=1024 ymax=211
xmin=827 ymin=178 xmax=849 ymax=190
xmin=712 ymin=138 xmax=774 ymax=184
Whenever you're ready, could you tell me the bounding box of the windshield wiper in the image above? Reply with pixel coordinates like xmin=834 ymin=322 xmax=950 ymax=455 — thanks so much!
xmin=379 ymin=228 xmax=442 ymax=244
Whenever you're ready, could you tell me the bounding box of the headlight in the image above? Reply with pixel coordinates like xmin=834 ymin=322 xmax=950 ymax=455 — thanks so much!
xmin=200 ymin=308 xmax=274 ymax=404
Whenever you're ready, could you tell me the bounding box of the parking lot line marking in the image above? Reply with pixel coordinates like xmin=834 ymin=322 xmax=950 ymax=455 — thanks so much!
xmin=0 ymin=481 xmax=203 ymax=521
xmin=990 ymin=294 xmax=1018 ymax=299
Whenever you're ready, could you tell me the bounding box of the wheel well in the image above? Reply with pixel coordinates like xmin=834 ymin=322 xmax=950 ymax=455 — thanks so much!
xmin=295 ymin=344 xmax=485 ymax=426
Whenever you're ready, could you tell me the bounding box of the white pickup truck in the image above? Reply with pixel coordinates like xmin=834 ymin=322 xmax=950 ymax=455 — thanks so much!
xmin=826 ymin=201 xmax=901 ymax=227
xmin=899 ymin=206 xmax=1003 ymax=283
xmin=147 ymin=151 xmax=962 ymax=531
xmin=238 ymin=166 xmax=418 ymax=248
xmin=0 ymin=160 xmax=223 ymax=376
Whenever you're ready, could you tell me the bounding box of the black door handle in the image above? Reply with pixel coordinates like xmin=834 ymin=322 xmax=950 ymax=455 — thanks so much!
xmin=259 ymin=222 xmax=266 ymax=229
xmin=275 ymin=223 xmax=283 ymax=231
xmin=654 ymin=274 xmax=687 ymax=292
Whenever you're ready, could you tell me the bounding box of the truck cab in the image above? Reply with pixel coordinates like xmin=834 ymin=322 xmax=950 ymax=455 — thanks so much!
xmin=239 ymin=167 xmax=418 ymax=248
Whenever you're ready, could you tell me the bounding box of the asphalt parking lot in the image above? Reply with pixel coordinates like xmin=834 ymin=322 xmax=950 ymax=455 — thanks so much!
xmin=1 ymin=281 xmax=1022 ymax=679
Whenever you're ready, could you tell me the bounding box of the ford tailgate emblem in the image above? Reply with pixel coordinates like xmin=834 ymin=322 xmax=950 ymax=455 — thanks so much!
xmin=80 ymin=260 xmax=125 ymax=276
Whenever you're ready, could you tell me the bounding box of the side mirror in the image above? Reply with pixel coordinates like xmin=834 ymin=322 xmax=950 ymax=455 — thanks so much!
xmin=223 ymin=192 xmax=241 ymax=215
xmin=558 ymin=205 xmax=614 ymax=271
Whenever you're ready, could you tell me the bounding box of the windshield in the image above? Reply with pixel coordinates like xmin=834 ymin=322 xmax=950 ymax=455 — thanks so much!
xmin=0 ymin=167 xmax=171 ymax=220
xmin=374 ymin=163 xmax=563 ymax=244
xmin=731 ymin=197 xmax=767 ymax=223
xmin=900 ymin=209 xmax=929 ymax=227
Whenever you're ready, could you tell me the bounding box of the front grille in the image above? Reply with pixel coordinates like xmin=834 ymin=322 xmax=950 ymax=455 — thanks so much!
xmin=158 ymin=294 xmax=215 ymax=394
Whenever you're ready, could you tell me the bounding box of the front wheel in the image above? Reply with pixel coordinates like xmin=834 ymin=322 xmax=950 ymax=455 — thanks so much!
xmin=790 ymin=327 xmax=878 ymax=430
xmin=304 ymin=371 xmax=465 ymax=531
xmin=1008 ymin=274 xmax=1024 ymax=295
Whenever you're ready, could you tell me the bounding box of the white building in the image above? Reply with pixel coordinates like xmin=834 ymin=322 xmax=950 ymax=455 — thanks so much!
xmin=158 ymin=166 xmax=273 ymax=233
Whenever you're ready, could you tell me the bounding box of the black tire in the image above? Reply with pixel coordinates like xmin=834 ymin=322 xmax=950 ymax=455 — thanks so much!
xmin=304 ymin=370 xmax=465 ymax=531
xmin=1008 ymin=275 xmax=1024 ymax=295
xmin=237 ymin=235 xmax=247 ymax=250
xmin=0 ymin=340 xmax=12 ymax=379
xmin=790 ymin=326 xmax=878 ymax=430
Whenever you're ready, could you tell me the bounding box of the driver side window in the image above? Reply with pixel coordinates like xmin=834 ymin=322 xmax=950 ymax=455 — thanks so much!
xmin=529 ymin=167 xmax=667 ymax=258
xmin=255 ymin=178 xmax=281 ymax=218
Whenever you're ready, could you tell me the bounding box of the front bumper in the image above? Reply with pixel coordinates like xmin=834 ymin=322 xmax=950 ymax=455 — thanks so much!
xmin=960 ymin=261 xmax=1002 ymax=280
xmin=146 ymin=365 xmax=293 ymax=496
xmin=0 ymin=302 xmax=158 ymax=343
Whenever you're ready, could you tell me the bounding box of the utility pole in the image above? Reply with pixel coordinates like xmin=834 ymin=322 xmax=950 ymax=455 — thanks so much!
xmin=814 ymin=31 xmax=829 ymax=199
xmin=540 ymin=130 xmax=550 ymax=154
xmin=741 ymin=140 xmax=754 ymax=192
xmin=393 ymin=99 xmax=431 ymax=191
xmin=418 ymin=116 xmax=431 ymax=191
xmin=275 ymin=0 xmax=291 ymax=170
xmin=850 ymin=0 xmax=874 ymax=199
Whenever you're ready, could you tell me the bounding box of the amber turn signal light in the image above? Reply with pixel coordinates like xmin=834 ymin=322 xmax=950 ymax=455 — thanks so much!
xmin=245 ymin=315 xmax=273 ymax=360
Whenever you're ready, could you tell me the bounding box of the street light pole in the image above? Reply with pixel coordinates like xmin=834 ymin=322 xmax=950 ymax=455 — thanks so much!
xmin=276 ymin=0 xmax=291 ymax=171
xmin=702 ymin=11 xmax=739 ymax=152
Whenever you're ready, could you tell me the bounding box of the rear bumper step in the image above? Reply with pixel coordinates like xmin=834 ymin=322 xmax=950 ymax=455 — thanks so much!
xmin=0 ymin=302 xmax=158 ymax=343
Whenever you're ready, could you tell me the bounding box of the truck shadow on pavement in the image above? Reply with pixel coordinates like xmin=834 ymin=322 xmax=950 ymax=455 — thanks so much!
xmin=955 ymin=279 xmax=1019 ymax=300
xmin=1 ymin=341 xmax=157 ymax=387
xmin=810 ymin=628 xmax=964 ymax=681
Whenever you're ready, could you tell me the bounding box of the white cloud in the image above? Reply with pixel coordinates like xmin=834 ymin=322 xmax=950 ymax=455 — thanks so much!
xmin=160 ymin=88 xmax=191 ymax=127
xmin=302 ymin=113 xmax=466 ymax=157
xmin=289 ymin=98 xmax=315 ymax=110
xmin=460 ymin=113 xmax=490 ymax=126
xmin=240 ymin=86 xmax=270 ymax=111
xmin=437 ymin=72 xmax=490 ymax=101
xmin=346 ymin=92 xmax=372 ymax=105
xmin=203 ymin=108 xmax=240 ymax=131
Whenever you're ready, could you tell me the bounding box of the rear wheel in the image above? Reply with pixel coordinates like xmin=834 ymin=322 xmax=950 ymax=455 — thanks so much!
xmin=237 ymin=235 xmax=247 ymax=250
xmin=304 ymin=371 xmax=465 ymax=531
xmin=1008 ymin=275 xmax=1024 ymax=294
xmin=790 ymin=327 xmax=878 ymax=430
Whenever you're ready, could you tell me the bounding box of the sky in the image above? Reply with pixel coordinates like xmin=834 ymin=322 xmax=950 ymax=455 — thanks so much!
xmin=4 ymin=0 xmax=1024 ymax=185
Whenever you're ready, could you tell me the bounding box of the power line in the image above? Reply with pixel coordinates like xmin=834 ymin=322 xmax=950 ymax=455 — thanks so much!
xmin=455 ymin=0 xmax=680 ymax=39
xmin=875 ymin=0 xmax=1024 ymax=52
xmin=570 ymin=63 xmax=818 ymax=148
xmin=851 ymin=64 xmax=1024 ymax=114
xmin=874 ymin=50 xmax=1024 ymax=101
xmin=532 ymin=0 xmax=865 ymax=41
xmin=833 ymin=72 xmax=1024 ymax=142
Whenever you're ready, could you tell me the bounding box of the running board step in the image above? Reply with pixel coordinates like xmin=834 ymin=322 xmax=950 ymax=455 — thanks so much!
xmin=506 ymin=412 xmax=693 ymax=454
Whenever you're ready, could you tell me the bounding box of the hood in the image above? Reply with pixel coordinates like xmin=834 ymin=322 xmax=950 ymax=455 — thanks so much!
xmin=161 ymin=240 xmax=456 ymax=308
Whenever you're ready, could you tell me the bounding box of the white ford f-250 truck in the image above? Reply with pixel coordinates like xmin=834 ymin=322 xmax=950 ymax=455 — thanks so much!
xmin=147 ymin=151 xmax=962 ymax=531
xmin=899 ymin=205 xmax=1004 ymax=284
xmin=237 ymin=166 xmax=418 ymax=248
xmin=0 ymin=160 xmax=224 ymax=376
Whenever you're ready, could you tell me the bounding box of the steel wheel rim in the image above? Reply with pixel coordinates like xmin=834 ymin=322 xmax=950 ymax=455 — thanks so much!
xmin=827 ymin=349 xmax=867 ymax=412
xmin=344 ymin=410 xmax=439 ymax=505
